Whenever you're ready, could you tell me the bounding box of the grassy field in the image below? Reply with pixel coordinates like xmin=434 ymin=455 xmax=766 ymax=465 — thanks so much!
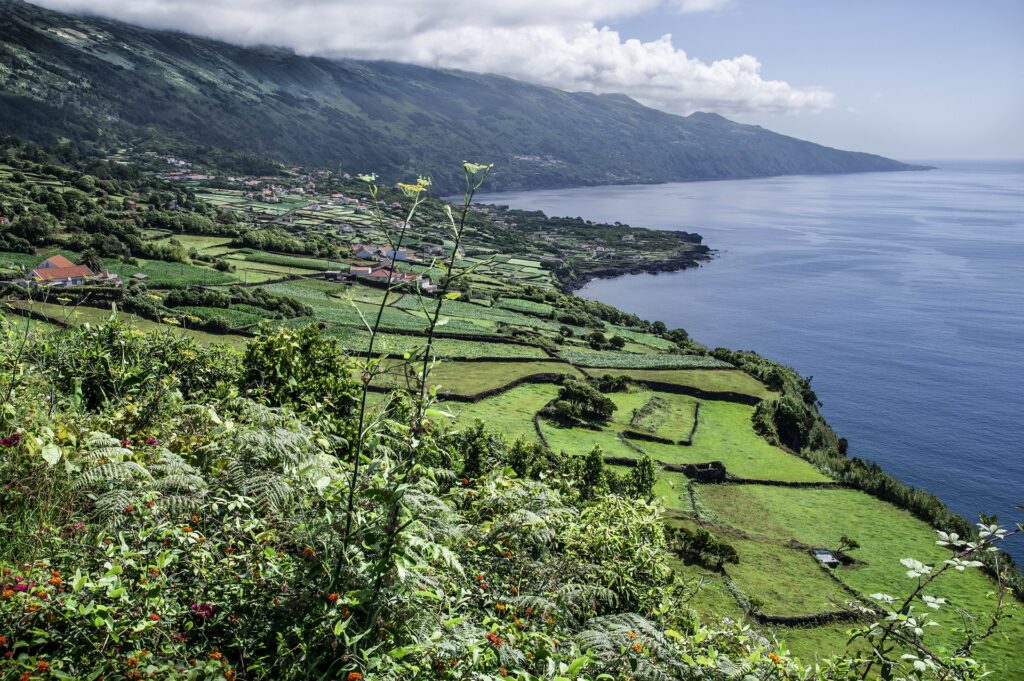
xmin=684 ymin=402 xmax=829 ymax=482
xmin=558 ymin=351 xmax=732 ymax=369
xmin=325 ymin=326 xmax=550 ymax=360
xmin=373 ymin=359 xmax=582 ymax=396
xmin=164 ymin=234 xmax=235 ymax=251
xmin=1 ymin=311 xmax=63 ymax=335
xmin=447 ymin=383 xmax=560 ymax=443
xmin=105 ymin=258 xmax=238 ymax=287
xmin=629 ymin=393 xmax=699 ymax=442
xmin=595 ymin=368 xmax=775 ymax=400
xmin=725 ymin=538 xmax=852 ymax=617
xmin=10 ymin=301 xmax=247 ymax=348
xmin=696 ymin=484 xmax=1024 ymax=675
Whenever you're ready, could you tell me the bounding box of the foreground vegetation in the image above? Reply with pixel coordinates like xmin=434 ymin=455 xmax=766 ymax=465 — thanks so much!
xmin=2 ymin=152 xmax=1022 ymax=678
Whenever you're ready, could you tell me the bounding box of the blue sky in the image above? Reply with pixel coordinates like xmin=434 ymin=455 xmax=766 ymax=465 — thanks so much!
xmin=32 ymin=0 xmax=1024 ymax=160
xmin=612 ymin=1 xmax=1024 ymax=159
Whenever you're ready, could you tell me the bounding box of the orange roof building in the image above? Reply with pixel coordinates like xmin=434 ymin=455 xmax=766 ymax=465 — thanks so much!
xmin=31 ymin=255 xmax=94 ymax=286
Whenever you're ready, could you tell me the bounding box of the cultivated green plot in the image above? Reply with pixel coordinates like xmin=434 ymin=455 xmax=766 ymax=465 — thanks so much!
xmin=559 ymin=351 xmax=732 ymax=369
xmin=539 ymin=389 xmax=668 ymax=459
xmin=506 ymin=258 xmax=542 ymax=268
xmin=240 ymin=251 xmax=345 ymax=271
xmin=1 ymin=312 xmax=63 ymax=335
xmin=684 ymin=402 xmax=830 ymax=482
xmin=725 ymin=538 xmax=852 ymax=618
xmin=105 ymin=258 xmax=238 ymax=288
xmin=163 ymin=234 xmax=234 ymax=251
xmin=326 ymin=327 xmax=550 ymax=360
xmin=10 ymin=301 xmax=247 ymax=348
xmin=605 ymin=326 xmax=679 ymax=351
xmin=652 ymin=471 xmax=693 ymax=513
xmin=446 ymin=383 xmax=560 ymax=443
xmin=227 ymin=257 xmax=321 ymax=277
xmin=541 ymin=423 xmax=629 ymax=458
xmin=496 ymin=297 xmax=554 ymax=317
xmin=594 ymin=368 xmax=775 ymax=400
xmin=628 ymin=393 xmax=698 ymax=442
xmin=412 ymin=360 xmax=581 ymax=396
xmin=696 ymin=484 xmax=1024 ymax=676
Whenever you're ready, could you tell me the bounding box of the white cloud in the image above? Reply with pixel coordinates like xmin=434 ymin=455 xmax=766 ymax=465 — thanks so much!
xmin=29 ymin=0 xmax=834 ymax=115
xmin=672 ymin=0 xmax=734 ymax=13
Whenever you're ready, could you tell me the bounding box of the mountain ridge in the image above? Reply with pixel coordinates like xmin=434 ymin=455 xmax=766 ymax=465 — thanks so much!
xmin=0 ymin=0 xmax=927 ymax=192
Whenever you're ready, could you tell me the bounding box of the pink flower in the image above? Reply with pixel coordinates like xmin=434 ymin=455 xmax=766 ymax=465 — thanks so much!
xmin=145 ymin=437 xmax=159 ymax=446
xmin=1 ymin=433 xmax=21 ymax=448
xmin=121 ymin=439 xmax=133 ymax=447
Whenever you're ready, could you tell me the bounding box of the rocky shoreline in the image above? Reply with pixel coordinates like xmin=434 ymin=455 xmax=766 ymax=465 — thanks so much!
xmin=558 ymin=245 xmax=714 ymax=293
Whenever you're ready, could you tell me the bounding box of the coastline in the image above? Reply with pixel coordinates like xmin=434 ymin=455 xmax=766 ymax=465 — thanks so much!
xmin=478 ymin=172 xmax=1023 ymax=592
xmin=557 ymin=248 xmax=714 ymax=293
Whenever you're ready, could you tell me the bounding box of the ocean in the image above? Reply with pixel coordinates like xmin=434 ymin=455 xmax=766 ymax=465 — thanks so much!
xmin=478 ymin=161 xmax=1024 ymax=562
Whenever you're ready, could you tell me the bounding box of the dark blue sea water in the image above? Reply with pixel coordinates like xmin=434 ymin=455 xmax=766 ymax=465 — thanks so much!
xmin=479 ymin=161 xmax=1024 ymax=562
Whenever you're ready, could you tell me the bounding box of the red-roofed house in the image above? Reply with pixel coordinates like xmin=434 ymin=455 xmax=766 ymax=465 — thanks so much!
xmin=31 ymin=255 xmax=94 ymax=287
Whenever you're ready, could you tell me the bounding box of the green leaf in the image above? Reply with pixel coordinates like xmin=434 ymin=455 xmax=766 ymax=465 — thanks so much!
xmin=444 ymin=292 xmax=461 ymax=300
xmin=41 ymin=442 xmax=62 ymax=466
xmin=72 ymin=571 xmax=87 ymax=592
xmin=566 ymin=655 xmax=590 ymax=675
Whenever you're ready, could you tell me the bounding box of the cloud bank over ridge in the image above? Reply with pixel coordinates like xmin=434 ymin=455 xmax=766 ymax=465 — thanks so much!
xmin=30 ymin=0 xmax=834 ymax=116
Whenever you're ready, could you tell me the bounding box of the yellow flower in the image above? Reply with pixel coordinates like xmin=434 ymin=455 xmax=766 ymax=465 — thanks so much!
xmin=631 ymin=642 xmax=643 ymax=653
xmin=463 ymin=162 xmax=493 ymax=175
xmin=396 ymin=182 xmax=427 ymax=196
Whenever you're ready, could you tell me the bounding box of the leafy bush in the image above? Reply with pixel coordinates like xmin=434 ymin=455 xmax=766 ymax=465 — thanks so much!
xmin=543 ymin=379 xmax=617 ymax=426
xmin=241 ymin=323 xmax=359 ymax=423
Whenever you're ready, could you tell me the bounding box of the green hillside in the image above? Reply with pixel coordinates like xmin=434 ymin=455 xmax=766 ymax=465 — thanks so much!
xmin=0 ymin=0 xmax=927 ymax=192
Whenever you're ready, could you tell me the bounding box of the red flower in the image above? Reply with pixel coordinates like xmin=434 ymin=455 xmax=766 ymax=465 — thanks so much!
xmin=121 ymin=439 xmax=132 ymax=447
xmin=327 ymin=593 xmax=340 ymax=605
xmin=190 ymin=603 xmax=215 ymax=619
xmin=148 ymin=613 xmax=160 ymax=622
xmin=486 ymin=632 xmax=503 ymax=647
xmin=347 ymin=673 xmax=363 ymax=681
xmin=145 ymin=437 xmax=159 ymax=446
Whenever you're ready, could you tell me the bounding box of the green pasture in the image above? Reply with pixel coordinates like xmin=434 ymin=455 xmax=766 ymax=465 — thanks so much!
xmin=447 ymin=383 xmax=560 ymax=443
xmin=558 ymin=351 xmax=732 ymax=369
xmin=594 ymin=368 xmax=774 ymax=400
xmin=696 ymin=484 xmax=1024 ymax=675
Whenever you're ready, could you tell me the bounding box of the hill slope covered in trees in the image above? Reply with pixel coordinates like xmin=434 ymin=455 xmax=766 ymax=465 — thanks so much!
xmin=0 ymin=0 xmax=926 ymax=192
